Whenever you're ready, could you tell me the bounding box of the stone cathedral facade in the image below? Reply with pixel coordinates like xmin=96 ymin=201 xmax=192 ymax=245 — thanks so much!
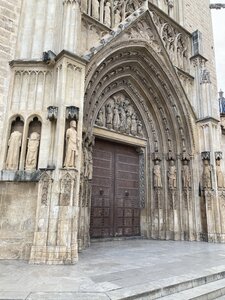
xmin=0 ymin=0 xmax=224 ymax=264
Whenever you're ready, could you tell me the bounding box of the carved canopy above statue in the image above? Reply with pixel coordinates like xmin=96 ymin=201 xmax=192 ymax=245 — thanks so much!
xmin=95 ymin=92 xmax=145 ymax=138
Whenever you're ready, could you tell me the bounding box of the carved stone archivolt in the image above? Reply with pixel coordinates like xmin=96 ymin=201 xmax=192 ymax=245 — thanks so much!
xmin=95 ymin=92 xmax=145 ymax=138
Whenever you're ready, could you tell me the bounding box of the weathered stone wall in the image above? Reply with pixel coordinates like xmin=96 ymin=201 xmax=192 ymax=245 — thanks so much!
xmin=184 ymin=0 xmax=218 ymax=116
xmin=0 ymin=0 xmax=22 ymax=143
xmin=0 ymin=182 xmax=37 ymax=260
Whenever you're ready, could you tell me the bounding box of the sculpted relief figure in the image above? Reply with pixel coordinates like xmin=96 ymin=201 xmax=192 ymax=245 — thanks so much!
xmin=114 ymin=9 xmax=121 ymax=27
xmin=131 ymin=114 xmax=137 ymax=136
xmin=95 ymin=94 xmax=145 ymax=138
xmin=113 ymin=104 xmax=120 ymax=131
xmin=153 ymin=160 xmax=163 ymax=188
xmin=104 ymin=2 xmax=111 ymax=27
xmin=106 ymin=103 xmax=113 ymax=129
xmin=182 ymin=160 xmax=191 ymax=189
xmin=119 ymin=104 xmax=126 ymax=132
xmin=64 ymin=120 xmax=78 ymax=168
xmin=92 ymin=0 xmax=100 ymax=20
xmin=168 ymin=160 xmax=176 ymax=189
xmin=216 ymin=160 xmax=224 ymax=189
xmin=96 ymin=108 xmax=104 ymax=127
xmin=202 ymin=159 xmax=212 ymax=189
xmin=5 ymin=131 xmax=22 ymax=171
xmin=137 ymin=121 xmax=144 ymax=137
xmin=83 ymin=137 xmax=94 ymax=180
xmin=25 ymin=132 xmax=40 ymax=171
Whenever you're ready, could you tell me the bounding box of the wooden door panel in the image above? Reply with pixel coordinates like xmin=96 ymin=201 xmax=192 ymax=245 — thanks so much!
xmin=90 ymin=142 xmax=114 ymax=238
xmin=91 ymin=139 xmax=141 ymax=238
xmin=114 ymin=145 xmax=140 ymax=237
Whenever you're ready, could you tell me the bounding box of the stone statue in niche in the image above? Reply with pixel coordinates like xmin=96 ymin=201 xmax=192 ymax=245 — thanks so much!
xmin=114 ymin=9 xmax=121 ymax=27
xmin=83 ymin=136 xmax=94 ymax=180
xmin=95 ymin=93 xmax=144 ymax=138
xmin=25 ymin=132 xmax=40 ymax=171
xmin=104 ymin=2 xmax=111 ymax=28
xmin=64 ymin=120 xmax=78 ymax=168
xmin=153 ymin=160 xmax=163 ymax=188
xmin=202 ymin=159 xmax=212 ymax=189
xmin=5 ymin=131 xmax=22 ymax=170
xmin=92 ymin=0 xmax=100 ymax=20
xmin=216 ymin=159 xmax=224 ymax=189
xmin=168 ymin=160 xmax=176 ymax=189
xmin=182 ymin=160 xmax=191 ymax=189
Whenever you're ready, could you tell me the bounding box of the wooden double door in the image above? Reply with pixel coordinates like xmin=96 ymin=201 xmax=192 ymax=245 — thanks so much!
xmin=90 ymin=139 xmax=141 ymax=238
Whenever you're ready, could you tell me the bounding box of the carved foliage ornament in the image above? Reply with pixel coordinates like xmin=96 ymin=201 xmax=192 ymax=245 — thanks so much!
xmin=60 ymin=173 xmax=73 ymax=206
xmin=40 ymin=172 xmax=52 ymax=206
xmin=95 ymin=93 xmax=144 ymax=138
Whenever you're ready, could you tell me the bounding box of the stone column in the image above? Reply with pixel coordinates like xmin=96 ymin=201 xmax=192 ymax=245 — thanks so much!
xmin=29 ymin=52 xmax=86 ymax=264
xmin=201 ymin=151 xmax=221 ymax=242
xmin=61 ymin=0 xmax=81 ymax=54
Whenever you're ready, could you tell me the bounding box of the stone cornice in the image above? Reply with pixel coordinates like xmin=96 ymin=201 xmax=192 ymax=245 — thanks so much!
xmin=190 ymin=54 xmax=208 ymax=63
xmin=196 ymin=116 xmax=220 ymax=124
xmin=9 ymin=50 xmax=88 ymax=68
xmin=175 ymin=67 xmax=194 ymax=80
xmin=55 ymin=50 xmax=88 ymax=65
xmin=82 ymin=12 xmax=111 ymax=32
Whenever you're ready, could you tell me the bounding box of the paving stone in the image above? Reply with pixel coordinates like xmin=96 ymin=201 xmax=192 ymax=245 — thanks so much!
xmin=1 ymin=240 xmax=225 ymax=300
xmin=27 ymin=292 xmax=110 ymax=300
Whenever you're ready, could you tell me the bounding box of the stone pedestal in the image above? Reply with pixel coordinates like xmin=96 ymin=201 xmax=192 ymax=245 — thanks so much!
xmin=30 ymin=170 xmax=79 ymax=264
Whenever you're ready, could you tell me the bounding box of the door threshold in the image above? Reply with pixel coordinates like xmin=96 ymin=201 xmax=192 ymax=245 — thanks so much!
xmin=91 ymin=236 xmax=147 ymax=243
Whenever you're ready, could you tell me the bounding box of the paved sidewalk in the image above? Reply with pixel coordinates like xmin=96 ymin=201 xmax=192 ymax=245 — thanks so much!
xmin=1 ymin=240 xmax=225 ymax=299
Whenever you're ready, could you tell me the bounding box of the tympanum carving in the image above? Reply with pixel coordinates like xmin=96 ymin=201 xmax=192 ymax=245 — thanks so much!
xmin=95 ymin=93 xmax=144 ymax=138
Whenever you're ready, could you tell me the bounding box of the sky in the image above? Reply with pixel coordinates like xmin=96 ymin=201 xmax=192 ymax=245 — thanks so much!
xmin=210 ymin=0 xmax=225 ymax=92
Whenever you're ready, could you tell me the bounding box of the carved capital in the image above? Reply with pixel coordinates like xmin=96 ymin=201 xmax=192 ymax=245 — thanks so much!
xmin=181 ymin=151 xmax=191 ymax=162
xmin=201 ymin=151 xmax=210 ymax=161
xmin=152 ymin=152 xmax=161 ymax=161
xmin=47 ymin=106 xmax=58 ymax=121
xmin=66 ymin=106 xmax=79 ymax=121
xmin=215 ymin=151 xmax=223 ymax=161
xmin=167 ymin=152 xmax=176 ymax=161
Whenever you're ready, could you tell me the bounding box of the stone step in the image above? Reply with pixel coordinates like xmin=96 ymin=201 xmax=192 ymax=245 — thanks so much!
xmin=106 ymin=271 xmax=225 ymax=300
xmin=159 ymin=278 xmax=225 ymax=300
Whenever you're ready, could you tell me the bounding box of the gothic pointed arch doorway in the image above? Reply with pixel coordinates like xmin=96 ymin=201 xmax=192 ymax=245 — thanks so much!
xmin=78 ymin=42 xmax=198 ymax=251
